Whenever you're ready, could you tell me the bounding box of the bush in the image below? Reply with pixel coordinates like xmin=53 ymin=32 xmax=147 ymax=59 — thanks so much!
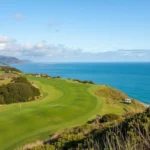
xmin=0 ymin=77 xmax=40 ymax=104
xmin=72 ymin=79 xmax=94 ymax=84
xmin=13 ymin=76 xmax=29 ymax=83
xmin=100 ymin=114 xmax=119 ymax=123
xmin=29 ymin=111 xmax=150 ymax=150
xmin=0 ymin=66 xmax=21 ymax=73
xmin=146 ymin=106 xmax=150 ymax=116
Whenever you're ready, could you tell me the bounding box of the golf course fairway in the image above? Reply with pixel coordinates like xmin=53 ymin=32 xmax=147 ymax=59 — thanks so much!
xmin=0 ymin=75 xmax=144 ymax=150
xmin=0 ymin=76 xmax=102 ymax=150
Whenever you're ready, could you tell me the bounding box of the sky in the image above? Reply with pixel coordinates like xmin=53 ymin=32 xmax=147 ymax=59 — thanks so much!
xmin=0 ymin=0 xmax=150 ymax=62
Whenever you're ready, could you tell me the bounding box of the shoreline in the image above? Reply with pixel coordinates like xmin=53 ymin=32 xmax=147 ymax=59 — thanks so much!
xmin=140 ymin=101 xmax=149 ymax=108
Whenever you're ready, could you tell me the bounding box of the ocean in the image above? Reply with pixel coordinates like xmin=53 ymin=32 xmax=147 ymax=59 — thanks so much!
xmin=12 ymin=62 xmax=150 ymax=105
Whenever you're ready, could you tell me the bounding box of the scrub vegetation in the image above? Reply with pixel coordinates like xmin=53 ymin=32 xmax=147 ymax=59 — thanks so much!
xmin=28 ymin=107 xmax=150 ymax=150
xmin=0 ymin=77 xmax=40 ymax=104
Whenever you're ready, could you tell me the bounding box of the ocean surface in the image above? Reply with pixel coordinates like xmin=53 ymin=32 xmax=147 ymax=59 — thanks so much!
xmin=12 ymin=63 xmax=150 ymax=105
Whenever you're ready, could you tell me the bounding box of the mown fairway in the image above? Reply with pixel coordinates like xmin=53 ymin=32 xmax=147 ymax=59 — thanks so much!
xmin=0 ymin=76 xmax=102 ymax=150
xmin=0 ymin=75 xmax=144 ymax=150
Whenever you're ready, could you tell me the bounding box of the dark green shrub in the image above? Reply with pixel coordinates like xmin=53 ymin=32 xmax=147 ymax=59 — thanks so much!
xmin=100 ymin=114 xmax=119 ymax=123
xmin=146 ymin=106 xmax=150 ymax=116
xmin=0 ymin=66 xmax=21 ymax=73
xmin=72 ymin=79 xmax=94 ymax=84
xmin=0 ymin=77 xmax=40 ymax=104
xmin=13 ymin=77 xmax=29 ymax=84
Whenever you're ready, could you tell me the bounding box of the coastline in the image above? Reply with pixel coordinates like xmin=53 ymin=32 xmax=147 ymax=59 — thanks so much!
xmin=11 ymin=62 xmax=150 ymax=105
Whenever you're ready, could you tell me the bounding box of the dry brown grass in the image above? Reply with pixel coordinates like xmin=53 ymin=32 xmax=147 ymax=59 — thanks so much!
xmin=17 ymin=140 xmax=43 ymax=150
xmin=95 ymin=85 xmax=127 ymax=104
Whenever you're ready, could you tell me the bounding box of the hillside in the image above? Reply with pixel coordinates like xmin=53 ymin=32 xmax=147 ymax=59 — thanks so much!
xmin=0 ymin=67 xmax=146 ymax=150
xmin=0 ymin=62 xmax=7 ymax=66
xmin=0 ymin=55 xmax=24 ymax=64
xmin=28 ymin=107 xmax=150 ymax=150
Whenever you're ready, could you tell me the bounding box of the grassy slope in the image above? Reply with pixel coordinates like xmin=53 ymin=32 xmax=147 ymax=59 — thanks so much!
xmin=95 ymin=85 xmax=145 ymax=115
xmin=0 ymin=71 xmax=11 ymax=85
xmin=0 ymin=75 xmax=145 ymax=150
xmin=0 ymin=79 xmax=11 ymax=86
xmin=0 ymin=71 xmax=5 ymax=75
xmin=0 ymin=76 xmax=101 ymax=150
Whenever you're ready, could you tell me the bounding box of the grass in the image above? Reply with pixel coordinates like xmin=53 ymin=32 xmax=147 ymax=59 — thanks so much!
xmin=0 ymin=76 xmax=101 ymax=150
xmin=0 ymin=75 xmax=145 ymax=150
xmin=0 ymin=71 xmax=5 ymax=74
xmin=95 ymin=85 xmax=146 ymax=115
xmin=0 ymin=79 xmax=11 ymax=86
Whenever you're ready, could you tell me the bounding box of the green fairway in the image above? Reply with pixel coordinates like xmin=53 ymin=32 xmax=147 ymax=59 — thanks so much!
xmin=0 ymin=76 xmax=102 ymax=150
xmin=0 ymin=75 xmax=145 ymax=150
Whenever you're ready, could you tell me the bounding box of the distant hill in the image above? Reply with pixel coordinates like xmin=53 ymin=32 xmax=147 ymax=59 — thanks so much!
xmin=0 ymin=62 xmax=7 ymax=66
xmin=0 ymin=55 xmax=24 ymax=64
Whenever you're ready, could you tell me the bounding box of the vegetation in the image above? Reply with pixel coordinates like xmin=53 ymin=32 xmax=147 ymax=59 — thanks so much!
xmin=0 ymin=71 xmax=146 ymax=149
xmin=27 ymin=107 xmax=150 ymax=150
xmin=0 ymin=76 xmax=102 ymax=150
xmin=95 ymin=85 xmax=127 ymax=104
xmin=94 ymin=85 xmax=145 ymax=115
xmin=0 ymin=77 xmax=40 ymax=104
xmin=72 ymin=79 xmax=94 ymax=84
xmin=0 ymin=66 xmax=21 ymax=73
xmin=25 ymin=73 xmax=51 ymax=78
xmin=100 ymin=113 xmax=119 ymax=122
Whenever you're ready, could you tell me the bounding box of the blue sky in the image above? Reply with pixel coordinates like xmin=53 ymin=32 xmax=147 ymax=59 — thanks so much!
xmin=0 ymin=0 xmax=150 ymax=62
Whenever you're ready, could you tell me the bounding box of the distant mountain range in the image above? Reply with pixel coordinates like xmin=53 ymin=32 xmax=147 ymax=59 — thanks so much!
xmin=0 ymin=55 xmax=24 ymax=65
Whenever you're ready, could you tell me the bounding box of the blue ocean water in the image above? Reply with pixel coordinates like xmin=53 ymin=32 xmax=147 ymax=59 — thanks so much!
xmin=12 ymin=63 xmax=150 ymax=105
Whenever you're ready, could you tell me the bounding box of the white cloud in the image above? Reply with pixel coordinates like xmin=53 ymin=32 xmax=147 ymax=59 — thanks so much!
xmin=0 ymin=36 xmax=83 ymax=58
xmin=0 ymin=43 xmax=5 ymax=50
xmin=0 ymin=35 xmax=150 ymax=62
xmin=0 ymin=36 xmax=14 ymax=43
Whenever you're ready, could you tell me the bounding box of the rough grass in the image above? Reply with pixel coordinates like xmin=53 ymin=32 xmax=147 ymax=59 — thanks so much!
xmin=0 ymin=75 xmax=145 ymax=150
xmin=0 ymin=79 xmax=11 ymax=86
xmin=0 ymin=71 xmax=5 ymax=74
xmin=94 ymin=85 xmax=146 ymax=115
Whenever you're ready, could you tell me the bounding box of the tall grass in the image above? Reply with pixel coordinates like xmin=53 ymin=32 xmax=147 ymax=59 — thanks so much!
xmin=84 ymin=108 xmax=150 ymax=150
xmin=27 ymin=107 xmax=150 ymax=150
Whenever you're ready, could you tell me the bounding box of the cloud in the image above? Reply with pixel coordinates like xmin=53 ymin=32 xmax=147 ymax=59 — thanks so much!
xmin=0 ymin=35 xmax=150 ymax=62
xmin=0 ymin=36 xmax=83 ymax=59
xmin=95 ymin=49 xmax=150 ymax=62
xmin=12 ymin=13 xmax=25 ymax=20
xmin=0 ymin=36 xmax=15 ymax=43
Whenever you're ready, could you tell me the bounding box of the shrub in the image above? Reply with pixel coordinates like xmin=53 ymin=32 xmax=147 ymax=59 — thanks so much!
xmin=13 ymin=76 xmax=29 ymax=84
xmin=72 ymin=79 xmax=94 ymax=84
xmin=0 ymin=66 xmax=21 ymax=73
xmin=29 ymin=110 xmax=150 ymax=150
xmin=146 ymin=106 xmax=150 ymax=116
xmin=0 ymin=77 xmax=40 ymax=104
xmin=100 ymin=114 xmax=119 ymax=123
